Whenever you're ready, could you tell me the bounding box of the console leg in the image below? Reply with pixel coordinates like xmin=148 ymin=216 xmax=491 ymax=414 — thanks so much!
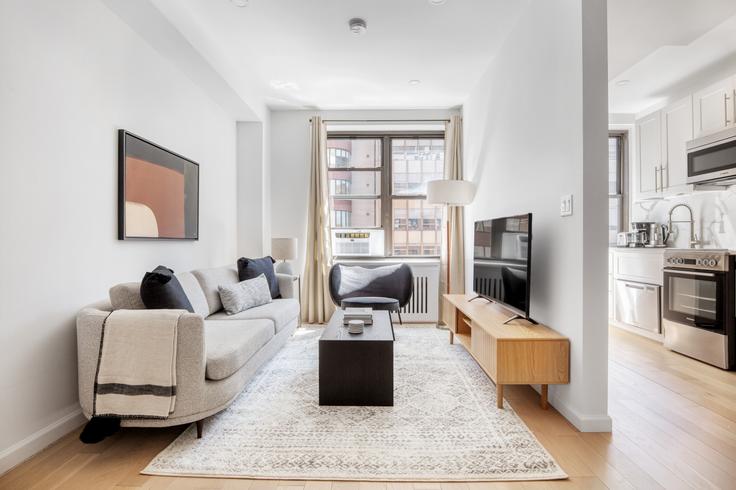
xmin=541 ymin=385 xmax=549 ymax=410
xmin=497 ymin=384 xmax=504 ymax=409
xmin=449 ymin=331 xmax=454 ymax=344
xmin=196 ymin=419 xmax=203 ymax=439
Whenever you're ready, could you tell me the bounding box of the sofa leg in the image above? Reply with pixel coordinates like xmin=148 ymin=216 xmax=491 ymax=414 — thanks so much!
xmin=195 ymin=419 xmax=203 ymax=439
xmin=397 ymin=310 xmax=403 ymax=325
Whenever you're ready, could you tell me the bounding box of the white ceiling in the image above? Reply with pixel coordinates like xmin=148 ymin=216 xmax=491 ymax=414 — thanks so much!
xmin=608 ymin=0 xmax=736 ymax=114
xmin=151 ymin=0 xmax=528 ymax=111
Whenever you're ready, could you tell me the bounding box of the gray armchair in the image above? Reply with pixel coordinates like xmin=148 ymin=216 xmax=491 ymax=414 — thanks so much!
xmin=328 ymin=263 xmax=413 ymax=324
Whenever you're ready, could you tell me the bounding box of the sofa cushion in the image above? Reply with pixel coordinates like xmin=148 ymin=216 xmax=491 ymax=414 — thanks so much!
xmin=192 ymin=266 xmax=239 ymax=315
xmin=140 ymin=266 xmax=193 ymax=312
xmin=109 ymin=282 xmax=145 ymax=310
xmin=207 ymin=298 xmax=299 ymax=334
xmin=204 ymin=319 xmax=273 ymax=380
xmin=176 ymin=272 xmax=210 ymax=317
xmin=219 ymin=274 xmax=272 ymax=315
xmin=238 ymin=256 xmax=280 ymax=299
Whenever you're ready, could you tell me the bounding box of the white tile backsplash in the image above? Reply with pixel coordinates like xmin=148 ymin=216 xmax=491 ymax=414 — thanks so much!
xmin=631 ymin=190 xmax=736 ymax=249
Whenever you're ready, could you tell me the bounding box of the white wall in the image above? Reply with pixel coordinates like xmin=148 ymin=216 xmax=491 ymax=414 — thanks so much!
xmin=237 ymin=119 xmax=272 ymax=257
xmin=0 ymin=0 xmax=248 ymax=472
xmin=270 ymin=109 xmax=458 ymax=275
xmin=462 ymin=0 xmax=611 ymax=431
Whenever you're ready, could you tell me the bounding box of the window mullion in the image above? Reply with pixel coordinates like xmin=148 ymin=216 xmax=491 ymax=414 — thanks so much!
xmin=383 ymin=136 xmax=392 ymax=257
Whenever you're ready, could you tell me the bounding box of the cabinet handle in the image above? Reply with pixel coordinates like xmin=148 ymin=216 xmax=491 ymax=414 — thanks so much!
xmin=654 ymin=167 xmax=659 ymax=193
xmin=661 ymin=165 xmax=667 ymax=190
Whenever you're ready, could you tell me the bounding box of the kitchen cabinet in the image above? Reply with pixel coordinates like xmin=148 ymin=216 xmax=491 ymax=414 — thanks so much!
xmin=613 ymin=249 xmax=664 ymax=286
xmin=693 ymin=77 xmax=735 ymax=137
xmin=661 ymin=95 xmax=694 ymax=195
xmin=636 ymin=111 xmax=662 ymax=200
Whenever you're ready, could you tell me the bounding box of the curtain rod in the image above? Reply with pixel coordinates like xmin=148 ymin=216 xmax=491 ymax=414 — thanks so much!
xmin=309 ymin=118 xmax=451 ymax=123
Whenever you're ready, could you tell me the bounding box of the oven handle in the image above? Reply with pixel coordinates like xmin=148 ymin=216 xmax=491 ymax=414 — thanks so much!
xmin=663 ymin=268 xmax=717 ymax=278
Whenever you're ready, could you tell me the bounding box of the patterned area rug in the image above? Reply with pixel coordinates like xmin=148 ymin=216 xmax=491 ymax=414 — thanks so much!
xmin=143 ymin=326 xmax=566 ymax=481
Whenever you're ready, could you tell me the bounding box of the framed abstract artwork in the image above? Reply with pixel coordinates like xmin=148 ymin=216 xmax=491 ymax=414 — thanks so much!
xmin=118 ymin=130 xmax=199 ymax=240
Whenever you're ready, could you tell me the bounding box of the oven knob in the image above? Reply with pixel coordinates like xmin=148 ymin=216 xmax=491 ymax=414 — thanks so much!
xmin=710 ymin=259 xmax=717 ymax=267
xmin=676 ymin=258 xmax=684 ymax=264
xmin=696 ymin=259 xmax=703 ymax=266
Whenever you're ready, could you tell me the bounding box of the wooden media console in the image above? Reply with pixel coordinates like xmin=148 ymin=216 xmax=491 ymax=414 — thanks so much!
xmin=442 ymin=294 xmax=570 ymax=409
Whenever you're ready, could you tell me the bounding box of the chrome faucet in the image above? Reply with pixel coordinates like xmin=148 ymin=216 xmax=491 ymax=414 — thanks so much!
xmin=668 ymin=203 xmax=699 ymax=248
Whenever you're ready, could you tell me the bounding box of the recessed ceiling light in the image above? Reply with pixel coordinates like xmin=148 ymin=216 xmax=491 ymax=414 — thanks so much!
xmin=428 ymin=0 xmax=447 ymax=5
xmin=230 ymin=0 xmax=248 ymax=6
xmin=349 ymin=18 xmax=367 ymax=35
xmin=408 ymin=79 xmax=421 ymax=86
xmin=270 ymin=80 xmax=300 ymax=90
xmin=615 ymin=79 xmax=631 ymax=87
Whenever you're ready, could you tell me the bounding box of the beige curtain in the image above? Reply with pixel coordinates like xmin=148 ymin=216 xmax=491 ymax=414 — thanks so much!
xmin=301 ymin=116 xmax=336 ymax=324
xmin=441 ymin=115 xmax=465 ymax=296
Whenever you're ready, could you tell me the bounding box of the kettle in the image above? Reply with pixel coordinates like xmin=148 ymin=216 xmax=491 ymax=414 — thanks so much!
xmin=648 ymin=223 xmax=670 ymax=247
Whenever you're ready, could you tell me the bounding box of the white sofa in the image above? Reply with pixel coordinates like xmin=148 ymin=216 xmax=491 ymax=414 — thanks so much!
xmin=76 ymin=265 xmax=299 ymax=435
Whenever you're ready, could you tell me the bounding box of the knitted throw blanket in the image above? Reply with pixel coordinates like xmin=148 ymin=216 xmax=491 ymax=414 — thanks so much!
xmin=94 ymin=309 xmax=183 ymax=419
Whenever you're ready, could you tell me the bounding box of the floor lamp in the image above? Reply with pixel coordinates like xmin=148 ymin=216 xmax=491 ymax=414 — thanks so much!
xmin=426 ymin=179 xmax=476 ymax=295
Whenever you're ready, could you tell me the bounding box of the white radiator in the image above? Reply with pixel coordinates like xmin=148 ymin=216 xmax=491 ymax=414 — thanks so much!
xmin=335 ymin=260 xmax=440 ymax=323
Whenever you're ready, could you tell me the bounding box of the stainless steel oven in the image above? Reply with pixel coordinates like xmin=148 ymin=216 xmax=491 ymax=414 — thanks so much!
xmin=662 ymin=250 xmax=734 ymax=369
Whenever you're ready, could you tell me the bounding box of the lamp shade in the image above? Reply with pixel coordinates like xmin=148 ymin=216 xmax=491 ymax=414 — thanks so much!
xmin=426 ymin=179 xmax=476 ymax=206
xmin=271 ymin=237 xmax=297 ymax=260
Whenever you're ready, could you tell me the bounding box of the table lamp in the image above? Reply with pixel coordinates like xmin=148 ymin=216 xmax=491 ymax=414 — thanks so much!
xmin=271 ymin=237 xmax=298 ymax=275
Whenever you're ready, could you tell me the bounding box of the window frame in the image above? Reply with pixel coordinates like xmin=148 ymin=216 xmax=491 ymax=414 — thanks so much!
xmin=608 ymin=131 xmax=629 ymax=245
xmin=327 ymin=130 xmax=445 ymax=258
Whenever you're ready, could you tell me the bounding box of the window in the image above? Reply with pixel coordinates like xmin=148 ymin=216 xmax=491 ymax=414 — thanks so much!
xmin=608 ymin=132 xmax=628 ymax=245
xmin=327 ymin=133 xmax=445 ymax=256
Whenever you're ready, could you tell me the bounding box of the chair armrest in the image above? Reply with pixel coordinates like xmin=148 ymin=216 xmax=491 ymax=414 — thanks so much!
xmin=76 ymin=307 xmax=206 ymax=418
xmin=276 ymin=273 xmax=297 ymax=299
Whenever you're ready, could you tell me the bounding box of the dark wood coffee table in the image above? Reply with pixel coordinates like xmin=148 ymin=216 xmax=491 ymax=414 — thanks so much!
xmin=319 ymin=310 xmax=395 ymax=406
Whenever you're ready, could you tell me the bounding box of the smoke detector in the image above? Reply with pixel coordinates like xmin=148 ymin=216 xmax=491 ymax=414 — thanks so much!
xmin=231 ymin=0 xmax=249 ymax=6
xmin=349 ymin=18 xmax=367 ymax=35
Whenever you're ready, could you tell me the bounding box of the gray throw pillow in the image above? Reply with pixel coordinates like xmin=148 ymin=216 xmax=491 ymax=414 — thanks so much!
xmin=218 ymin=274 xmax=272 ymax=315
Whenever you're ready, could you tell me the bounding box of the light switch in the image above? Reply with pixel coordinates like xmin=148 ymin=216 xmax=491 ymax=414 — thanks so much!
xmin=560 ymin=194 xmax=573 ymax=217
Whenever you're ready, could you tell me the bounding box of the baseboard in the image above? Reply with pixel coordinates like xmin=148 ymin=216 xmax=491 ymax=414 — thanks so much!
xmin=0 ymin=405 xmax=86 ymax=476
xmin=546 ymin=391 xmax=612 ymax=432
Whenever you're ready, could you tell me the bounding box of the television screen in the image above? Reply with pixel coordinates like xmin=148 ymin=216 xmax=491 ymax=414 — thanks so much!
xmin=473 ymin=213 xmax=532 ymax=318
xmin=118 ymin=130 xmax=199 ymax=240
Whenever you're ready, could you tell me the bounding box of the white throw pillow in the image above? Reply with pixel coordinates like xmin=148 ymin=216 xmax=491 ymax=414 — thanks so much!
xmin=218 ymin=274 xmax=272 ymax=315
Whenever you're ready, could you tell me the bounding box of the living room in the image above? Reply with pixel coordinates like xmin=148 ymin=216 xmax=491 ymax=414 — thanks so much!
xmin=2 ymin=0 xmax=735 ymax=488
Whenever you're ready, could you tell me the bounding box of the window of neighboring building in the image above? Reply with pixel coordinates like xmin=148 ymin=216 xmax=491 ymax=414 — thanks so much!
xmin=327 ymin=133 xmax=445 ymax=257
xmin=608 ymin=132 xmax=628 ymax=245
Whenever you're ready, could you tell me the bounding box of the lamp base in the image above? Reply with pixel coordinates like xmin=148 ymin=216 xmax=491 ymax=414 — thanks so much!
xmin=275 ymin=260 xmax=294 ymax=275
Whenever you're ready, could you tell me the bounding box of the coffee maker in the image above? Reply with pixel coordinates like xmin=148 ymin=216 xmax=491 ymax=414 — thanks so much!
xmin=625 ymin=221 xmax=654 ymax=247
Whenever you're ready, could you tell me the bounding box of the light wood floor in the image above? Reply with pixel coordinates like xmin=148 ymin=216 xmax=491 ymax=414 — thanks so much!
xmin=2 ymin=327 xmax=735 ymax=490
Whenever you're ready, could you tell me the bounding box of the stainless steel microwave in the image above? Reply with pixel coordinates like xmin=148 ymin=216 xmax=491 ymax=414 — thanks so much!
xmin=687 ymin=126 xmax=736 ymax=186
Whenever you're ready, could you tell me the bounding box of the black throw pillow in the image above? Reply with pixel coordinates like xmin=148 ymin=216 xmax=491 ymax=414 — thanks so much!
xmin=237 ymin=256 xmax=280 ymax=299
xmin=140 ymin=265 xmax=194 ymax=312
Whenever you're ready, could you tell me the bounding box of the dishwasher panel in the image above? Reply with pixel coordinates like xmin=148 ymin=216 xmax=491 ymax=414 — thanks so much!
xmin=615 ymin=280 xmax=661 ymax=333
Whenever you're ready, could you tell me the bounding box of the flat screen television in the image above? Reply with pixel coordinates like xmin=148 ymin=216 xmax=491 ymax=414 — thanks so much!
xmin=472 ymin=213 xmax=533 ymax=322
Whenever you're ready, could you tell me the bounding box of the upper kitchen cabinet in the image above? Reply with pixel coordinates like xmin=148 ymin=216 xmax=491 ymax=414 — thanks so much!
xmin=661 ymin=95 xmax=694 ymax=195
xmin=636 ymin=110 xmax=662 ymax=200
xmin=693 ymin=77 xmax=735 ymax=137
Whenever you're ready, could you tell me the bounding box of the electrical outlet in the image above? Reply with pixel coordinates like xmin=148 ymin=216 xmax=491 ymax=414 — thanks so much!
xmin=560 ymin=194 xmax=573 ymax=217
